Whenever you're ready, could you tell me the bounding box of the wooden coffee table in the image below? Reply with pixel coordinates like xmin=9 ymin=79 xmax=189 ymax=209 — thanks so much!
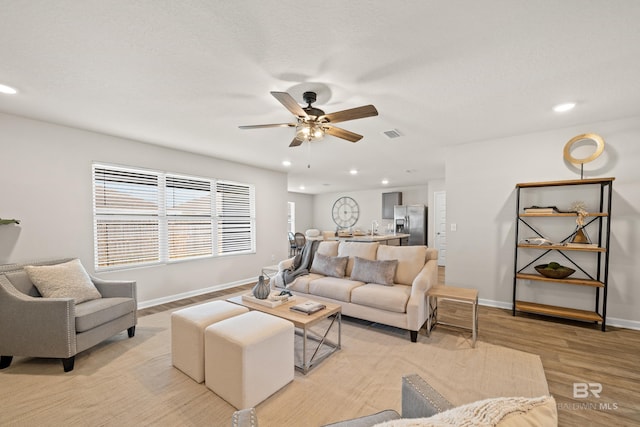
xmin=227 ymin=295 xmax=341 ymax=374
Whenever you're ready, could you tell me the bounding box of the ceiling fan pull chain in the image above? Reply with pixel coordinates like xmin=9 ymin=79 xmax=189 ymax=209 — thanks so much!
xmin=307 ymin=138 xmax=311 ymax=168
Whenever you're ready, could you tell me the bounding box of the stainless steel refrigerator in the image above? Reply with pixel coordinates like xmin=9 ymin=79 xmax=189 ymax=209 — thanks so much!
xmin=394 ymin=205 xmax=427 ymax=245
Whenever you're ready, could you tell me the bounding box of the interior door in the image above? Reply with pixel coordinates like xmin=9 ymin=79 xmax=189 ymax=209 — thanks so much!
xmin=434 ymin=191 xmax=446 ymax=266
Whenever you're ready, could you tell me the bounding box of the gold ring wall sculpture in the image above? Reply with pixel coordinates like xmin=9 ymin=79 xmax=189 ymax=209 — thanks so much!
xmin=563 ymin=133 xmax=605 ymax=179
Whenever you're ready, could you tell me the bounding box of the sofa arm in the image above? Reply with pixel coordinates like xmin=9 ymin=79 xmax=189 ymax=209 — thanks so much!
xmin=405 ymin=259 xmax=438 ymax=331
xmin=0 ymin=276 xmax=76 ymax=358
xmin=91 ymin=276 xmax=137 ymax=300
xmin=277 ymin=257 xmax=295 ymax=271
xmin=402 ymin=374 xmax=454 ymax=419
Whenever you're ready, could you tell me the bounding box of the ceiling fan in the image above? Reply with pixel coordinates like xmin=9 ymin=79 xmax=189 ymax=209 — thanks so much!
xmin=239 ymin=91 xmax=378 ymax=147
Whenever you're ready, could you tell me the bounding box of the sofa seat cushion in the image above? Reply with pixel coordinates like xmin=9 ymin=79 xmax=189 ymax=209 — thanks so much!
xmin=285 ymin=273 xmax=324 ymax=293
xmin=377 ymin=245 xmax=428 ymax=286
xmin=351 ymin=284 xmax=411 ymax=313
xmin=75 ymin=297 xmax=136 ymax=332
xmin=338 ymin=242 xmax=380 ymax=277
xmin=308 ymin=277 xmax=365 ymax=302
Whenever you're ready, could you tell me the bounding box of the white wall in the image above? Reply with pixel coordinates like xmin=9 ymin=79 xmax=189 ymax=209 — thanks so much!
xmin=311 ymin=184 xmax=431 ymax=238
xmin=0 ymin=113 xmax=289 ymax=307
xmin=287 ymin=191 xmax=314 ymax=233
xmin=445 ymin=116 xmax=640 ymax=327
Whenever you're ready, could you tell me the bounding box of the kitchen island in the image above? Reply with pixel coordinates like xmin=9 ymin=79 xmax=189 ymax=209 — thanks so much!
xmin=328 ymin=233 xmax=410 ymax=245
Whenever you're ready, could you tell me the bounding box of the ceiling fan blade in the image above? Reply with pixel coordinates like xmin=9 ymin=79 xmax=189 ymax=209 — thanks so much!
xmin=271 ymin=92 xmax=309 ymax=118
xmin=289 ymin=136 xmax=305 ymax=147
xmin=319 ymin=105 xmax=378 ymax=124
xmin=238 ymin=123 xmax=296 ymax=129
xmin=324 ymin=125 xmax=363 ymax=142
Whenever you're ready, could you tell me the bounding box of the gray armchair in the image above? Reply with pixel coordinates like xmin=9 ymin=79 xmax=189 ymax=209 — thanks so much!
xmin=0 ymin=259 xmax=137 ymax=372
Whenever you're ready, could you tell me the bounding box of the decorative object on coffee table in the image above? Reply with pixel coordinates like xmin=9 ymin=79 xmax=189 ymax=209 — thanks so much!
xmin=252 ymin=275 xmax=270 ymax=299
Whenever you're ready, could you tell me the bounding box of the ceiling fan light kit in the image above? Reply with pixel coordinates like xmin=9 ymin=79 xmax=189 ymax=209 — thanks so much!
xmin=239 ymin=90 xmax=378 ymax=147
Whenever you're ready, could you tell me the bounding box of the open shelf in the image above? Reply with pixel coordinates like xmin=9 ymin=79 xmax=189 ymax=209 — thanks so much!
xmin=517 ymin=244 xmax=605 ymax=252
xmin=513 ymin=177 xmax=614 ymax=331
xmin=515 ymin=300 xmax=603 ymax=322
xmin=516 ymin=273 xmax=604 ymax=288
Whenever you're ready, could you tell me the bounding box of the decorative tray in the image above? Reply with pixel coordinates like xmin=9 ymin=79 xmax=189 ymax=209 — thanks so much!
xmin=241 ymin=292 xmax=296 ymax=308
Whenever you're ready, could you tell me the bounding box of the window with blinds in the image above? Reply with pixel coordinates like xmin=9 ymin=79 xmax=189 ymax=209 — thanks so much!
xmin=216 ymin=181 xmax=256 ymax=254
xmin=166 ymin=175 xmax=213 ymax=260
xmin=93 ymin=164 xmax=255 ymax=270
xmin=93 ymin=166 xmax=161 ymax=269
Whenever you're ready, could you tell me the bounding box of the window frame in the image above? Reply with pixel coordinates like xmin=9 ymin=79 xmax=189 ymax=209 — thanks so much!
xmin=92 ymin=163 xmax=256 ymax=271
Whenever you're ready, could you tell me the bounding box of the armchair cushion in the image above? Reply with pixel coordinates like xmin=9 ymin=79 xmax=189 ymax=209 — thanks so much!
xmin=24 ymin=259 xmax=101 ymax=304
xmin=75 ymin=297 xmax=136 ymax=332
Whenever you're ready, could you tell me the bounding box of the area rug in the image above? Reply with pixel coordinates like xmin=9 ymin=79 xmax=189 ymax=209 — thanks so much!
xmin=0 ymin=302 xmax=548 ymax=426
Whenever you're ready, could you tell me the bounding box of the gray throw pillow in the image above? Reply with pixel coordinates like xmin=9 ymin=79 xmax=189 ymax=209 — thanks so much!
xmin=350 ymin=256 xmax=398 ymax=285
xmin=24 ymin=259 xmax=102 ymax=304
xmin=310 ymin=253 xmax=349 ymax=278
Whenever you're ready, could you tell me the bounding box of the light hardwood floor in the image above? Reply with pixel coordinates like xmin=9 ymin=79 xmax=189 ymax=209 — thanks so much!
xmin=141 ymin=267 xmax=640 ymax=426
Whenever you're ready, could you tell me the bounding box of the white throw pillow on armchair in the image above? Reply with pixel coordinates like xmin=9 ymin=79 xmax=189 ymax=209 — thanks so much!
xmin=25 ymin=259 xmax=102 ymax=304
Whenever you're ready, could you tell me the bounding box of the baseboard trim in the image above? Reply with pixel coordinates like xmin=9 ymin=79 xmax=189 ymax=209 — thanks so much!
xmin=478 ymin=298 xmax=640 ymax=331
xmin=137 ymin=276 xmax=255 ymax=310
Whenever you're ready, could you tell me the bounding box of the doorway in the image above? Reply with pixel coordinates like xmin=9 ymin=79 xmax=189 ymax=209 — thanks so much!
xmin=433 ymin=191 xmax=446 ymax=267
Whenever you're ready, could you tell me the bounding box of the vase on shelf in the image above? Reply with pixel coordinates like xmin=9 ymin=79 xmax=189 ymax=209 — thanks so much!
xmin=252 ymin=275 xmax=270 ymax=299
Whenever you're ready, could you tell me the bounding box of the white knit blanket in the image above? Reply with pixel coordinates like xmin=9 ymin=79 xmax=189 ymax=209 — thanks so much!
xmin=373 ymin=396 xmax=556 ymax=427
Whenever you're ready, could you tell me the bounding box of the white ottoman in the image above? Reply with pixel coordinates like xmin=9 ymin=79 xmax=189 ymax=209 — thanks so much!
xmin=204 ymin=311 xmax=294 ymax=409
xmin=171 ymin=300 xmax=249 ymax=383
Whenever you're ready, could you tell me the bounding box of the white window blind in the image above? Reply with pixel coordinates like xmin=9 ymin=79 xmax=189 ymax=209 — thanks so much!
xmin=93 ymin=165 xmax=161 ymax=269
xmin=166 ymin=175 xmax=213 ymax=260
xmin=93 ymin=164 xmax=255 ymax=271
xmin=216 ymin=180 xmax=255 ymax=255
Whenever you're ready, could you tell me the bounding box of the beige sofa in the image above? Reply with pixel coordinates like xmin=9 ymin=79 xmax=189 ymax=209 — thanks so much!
xmin=276 ymin=241 xmax=438 ymax=342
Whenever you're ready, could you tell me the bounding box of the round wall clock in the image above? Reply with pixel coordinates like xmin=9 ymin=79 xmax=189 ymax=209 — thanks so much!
xmin=332 ymin=196 xmax=360 ymax=228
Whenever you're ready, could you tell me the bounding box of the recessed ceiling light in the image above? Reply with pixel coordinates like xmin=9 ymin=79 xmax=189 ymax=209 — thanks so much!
xmin=382 ymin=179 xmax=389 ymax=185
xmin=349 ymin=169 xmax=358 ymax=175
xmin=299 ymin=185 xmax=305 ymax=190
xmin=282 ymin=160 xmax=291 ymax=167
xmin=553 ymin=102 xmax=576 ymax=113
xmin=0 ymin=84 xmax=18 ymax=95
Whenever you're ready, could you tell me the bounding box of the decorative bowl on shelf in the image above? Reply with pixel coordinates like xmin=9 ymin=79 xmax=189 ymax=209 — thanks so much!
xmin=534 ymin=263 xmax=575 ymax=279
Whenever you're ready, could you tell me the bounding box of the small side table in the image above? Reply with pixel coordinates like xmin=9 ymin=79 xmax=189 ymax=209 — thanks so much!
xmin=426 ymin=286 xmax=479 ymax=347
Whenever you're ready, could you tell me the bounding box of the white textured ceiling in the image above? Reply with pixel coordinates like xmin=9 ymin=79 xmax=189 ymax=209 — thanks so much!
xmin=2 ymin=1 xmax=640 ymax=193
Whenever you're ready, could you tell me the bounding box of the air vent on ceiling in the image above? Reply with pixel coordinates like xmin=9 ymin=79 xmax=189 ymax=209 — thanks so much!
xmin=383 ymin=129 xmax=403 ymax=139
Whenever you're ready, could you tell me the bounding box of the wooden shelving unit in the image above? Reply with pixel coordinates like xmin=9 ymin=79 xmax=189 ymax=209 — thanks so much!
xmin=512 ymin=177 xmax=614 ymax=331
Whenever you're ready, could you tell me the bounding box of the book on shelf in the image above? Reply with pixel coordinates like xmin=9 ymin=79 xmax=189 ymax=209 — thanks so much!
xmin=564 ymin=242 xmax=599 ymax=248
xmin=290 ymin=300 xmax=326 ymax=315
xmin=523 ymin=205 xmax=560 ymax=214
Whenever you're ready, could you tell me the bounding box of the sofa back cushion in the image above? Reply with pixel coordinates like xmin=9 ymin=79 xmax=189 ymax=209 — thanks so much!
xmin=3 ymin=270 xmax=41 ymax=297
xmin=338 ymin=242 xmax=380 ymax=277
xmin=377 ymin=245 xmax=428 ymax=286
xmin=317 ymin=241 xmax=339 ymax=257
